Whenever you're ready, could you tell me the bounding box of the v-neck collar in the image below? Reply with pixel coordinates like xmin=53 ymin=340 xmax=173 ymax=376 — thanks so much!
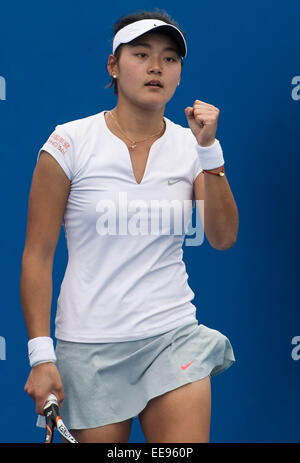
xmin=101 ymin=110 xmax=170 ymax=185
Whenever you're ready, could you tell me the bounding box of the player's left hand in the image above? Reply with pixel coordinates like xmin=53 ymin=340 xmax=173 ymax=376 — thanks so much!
xmin=185 ymin=100 xmax=220 ymax=147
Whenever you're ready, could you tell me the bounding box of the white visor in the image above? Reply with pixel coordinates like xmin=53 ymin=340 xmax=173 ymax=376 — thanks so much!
xmin=112 ymin=19 xmax=187 ymax=58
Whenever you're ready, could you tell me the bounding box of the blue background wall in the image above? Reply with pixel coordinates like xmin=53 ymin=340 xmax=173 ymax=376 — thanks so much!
xmin=0 ymin=0 xmax=299 ymax=443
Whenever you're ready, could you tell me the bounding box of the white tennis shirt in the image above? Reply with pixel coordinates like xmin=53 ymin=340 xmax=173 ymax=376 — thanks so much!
xmin=37 ymin=110 xmax=207 ymax=342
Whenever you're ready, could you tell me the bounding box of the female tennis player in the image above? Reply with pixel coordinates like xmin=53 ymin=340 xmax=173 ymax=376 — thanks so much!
xmin=20 ymin=9 xmax=239 ymax=443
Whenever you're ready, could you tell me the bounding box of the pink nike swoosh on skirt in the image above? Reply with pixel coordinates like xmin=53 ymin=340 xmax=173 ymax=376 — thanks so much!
xmin=181 ymin=360 xmax=194 ymax=370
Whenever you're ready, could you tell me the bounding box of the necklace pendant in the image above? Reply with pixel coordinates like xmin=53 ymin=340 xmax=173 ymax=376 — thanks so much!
xmin=131 ymin=143 xmax=137 ymax=149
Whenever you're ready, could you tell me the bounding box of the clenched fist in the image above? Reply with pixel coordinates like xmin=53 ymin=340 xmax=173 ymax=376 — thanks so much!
xmin=185 ymin=100 xmax=220 ymax=147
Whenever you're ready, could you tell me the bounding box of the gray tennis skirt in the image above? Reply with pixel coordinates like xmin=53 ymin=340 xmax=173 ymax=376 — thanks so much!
xmin=37 ymin=319 xmax=235 ymax=430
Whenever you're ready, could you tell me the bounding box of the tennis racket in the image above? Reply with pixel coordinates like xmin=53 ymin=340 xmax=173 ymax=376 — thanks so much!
xmin=43 ymin=393 xmax=78 ymax=443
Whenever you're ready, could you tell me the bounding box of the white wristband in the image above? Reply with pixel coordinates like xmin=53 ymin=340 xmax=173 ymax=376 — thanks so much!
xmin=28 ymin=336 xmax=57 ymax=368
xmin=196 ymin=138 xmax=225 ymax=170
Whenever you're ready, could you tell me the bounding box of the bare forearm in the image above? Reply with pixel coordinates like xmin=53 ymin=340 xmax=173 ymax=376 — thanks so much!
xmin=20 ymin=252 xmax=53 ymax=339
xmin=203 ymin=168 xmax=239 ymax=250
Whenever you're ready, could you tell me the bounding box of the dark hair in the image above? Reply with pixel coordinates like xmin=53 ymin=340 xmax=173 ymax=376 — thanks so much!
xmin=105 ymin=9 xmax=186 ymax=95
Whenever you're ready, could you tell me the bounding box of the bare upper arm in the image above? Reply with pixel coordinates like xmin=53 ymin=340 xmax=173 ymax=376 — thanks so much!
xmin=22 ymin=150 xmax=71 ymax=261
xmin=193 ymin=171 xmax=204 ymax=200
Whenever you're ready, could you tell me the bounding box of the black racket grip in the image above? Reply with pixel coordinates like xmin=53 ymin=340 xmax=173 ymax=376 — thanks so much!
xmin=44 ymin=394 xmax=59 ymax=443
xmin=43 ymin=393 xmax=78 ymax=443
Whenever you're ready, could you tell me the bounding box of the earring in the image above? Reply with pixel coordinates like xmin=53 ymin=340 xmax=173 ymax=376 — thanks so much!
xmin=112 ymin=74 xmax=117 ymax=79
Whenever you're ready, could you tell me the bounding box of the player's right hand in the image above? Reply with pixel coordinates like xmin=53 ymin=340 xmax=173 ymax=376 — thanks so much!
xmin=24 ymin=362 xmax=64 ymax=415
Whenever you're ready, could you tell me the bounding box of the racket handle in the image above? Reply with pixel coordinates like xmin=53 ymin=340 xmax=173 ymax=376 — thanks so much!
xmin=44 ymin=393 xmax=59 ymax=411
xmin=43 ymin=393 xmax=78 ymax=443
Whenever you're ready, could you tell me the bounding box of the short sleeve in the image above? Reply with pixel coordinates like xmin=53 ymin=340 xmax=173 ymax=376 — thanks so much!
xmin=182 ymin=127 xmax=203 ymax=183
xmin=36 ymin=124 xmax=74 ymax=181
xmin=192 ymin=154 xmax=203 ymax=182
